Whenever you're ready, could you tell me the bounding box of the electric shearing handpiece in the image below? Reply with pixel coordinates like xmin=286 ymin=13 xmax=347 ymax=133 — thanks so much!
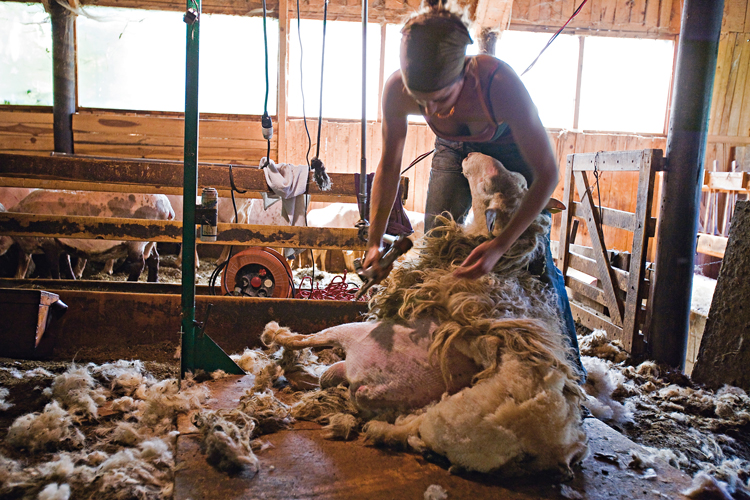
xmin=353 ymin=234 xmax=414 ymax=300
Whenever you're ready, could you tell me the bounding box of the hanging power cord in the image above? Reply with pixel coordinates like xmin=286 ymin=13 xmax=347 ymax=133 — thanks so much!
xmin=309 ymin=0 xmax=332 ymax=191
xmin=520 ymin=0 xmax=589 ymax=77
xmin=583 ymin=151 xmax=605 ymax=239
xmin=295 ymin=0 xmax=318 ymax=297
xmin=401 ymin=149 xmax=436 ymax=175
xmin=260 ymin=0 xmax=273 ymax=163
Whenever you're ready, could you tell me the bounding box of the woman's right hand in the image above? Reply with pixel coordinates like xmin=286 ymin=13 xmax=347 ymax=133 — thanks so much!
xmin=361 ymin=245 xmax=393 ymax=284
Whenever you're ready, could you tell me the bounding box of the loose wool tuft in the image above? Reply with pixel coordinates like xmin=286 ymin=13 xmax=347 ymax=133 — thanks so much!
xmin=321 ymin=413 xmax=360 ymax=440
xmin=42 ymin=364 xmax=107 ymax=420
xmin=192 ymin=410 xmax=259 ymax=474
xmin=38 ymin=482 xmax=71 ymax=500
xmin=424 ymin=484 xmax=448 ymax=500
xmin=581 ymin=356 xmax=634 ymax=424
xmin=6 ymin=400 xmax=85 ymax=452
xmin=291 ymin=385 xmax=359 ymax=422
xmin=0 ymin=387 xmax=12 ymax=411
xmin=237 ymin=390 xmax=293 ymax=434
xmin=578 ymin=329 xmax=629 ymax=363
xmin=0 ymin=360 xmax=211 ymax=499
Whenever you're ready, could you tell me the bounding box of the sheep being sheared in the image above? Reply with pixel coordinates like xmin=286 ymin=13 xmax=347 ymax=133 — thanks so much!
xmin=262 ymin=152 xmax=587 ymax=476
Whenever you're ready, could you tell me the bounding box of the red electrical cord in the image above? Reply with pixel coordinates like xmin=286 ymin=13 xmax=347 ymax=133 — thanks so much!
xmin=295 ymin=272 xmax=369 ymax=301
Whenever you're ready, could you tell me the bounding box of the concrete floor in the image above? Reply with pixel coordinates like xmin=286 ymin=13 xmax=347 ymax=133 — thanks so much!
xmin=174 ymin=376 xmax=694 ymax=500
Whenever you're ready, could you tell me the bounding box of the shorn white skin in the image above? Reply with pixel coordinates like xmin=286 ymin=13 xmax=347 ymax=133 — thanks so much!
xmin=262 ymin=319 xmax=479 ymax=413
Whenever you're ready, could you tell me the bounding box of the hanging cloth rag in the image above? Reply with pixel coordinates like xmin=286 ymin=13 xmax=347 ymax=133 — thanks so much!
xmin=261 ymin=157 xmax=310 ymax=258
xmin=354 ymin=172 xmax=414 ymax=236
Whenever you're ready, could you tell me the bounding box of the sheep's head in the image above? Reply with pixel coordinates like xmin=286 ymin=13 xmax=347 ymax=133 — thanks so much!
xmin=462 ymin=153 xmax=527 ymax=237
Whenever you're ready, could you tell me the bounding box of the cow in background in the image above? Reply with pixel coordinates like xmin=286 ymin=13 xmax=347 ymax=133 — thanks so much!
xmin=2 ymin=191 xmax=174 ymax=282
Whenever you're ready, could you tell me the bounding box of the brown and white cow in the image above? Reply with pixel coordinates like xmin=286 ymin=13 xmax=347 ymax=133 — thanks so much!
xmin=5 ymin=191 xmax=174 ymax=282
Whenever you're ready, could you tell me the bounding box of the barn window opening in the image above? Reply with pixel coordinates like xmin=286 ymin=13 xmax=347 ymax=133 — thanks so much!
xmin=496 ymin=30 xmax=674 ymax=134
xmin=0 ymin=2 xmax=53 ymax=106
xmin=288 ymin=19 xmax=382 ymax=120
xmin=578 ymin=36 xmax=674 ymax=134
xmin=496 ymin=30 xmax=579 ymax=130
xmin=77 ymin=7 xmax=278 ymax=114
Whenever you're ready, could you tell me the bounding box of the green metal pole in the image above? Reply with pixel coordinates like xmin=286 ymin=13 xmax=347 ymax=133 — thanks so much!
xmin=180 ymin=0 xmax=200 ymax=379
xmin=180 ymin=3 xmax=243 ymax=377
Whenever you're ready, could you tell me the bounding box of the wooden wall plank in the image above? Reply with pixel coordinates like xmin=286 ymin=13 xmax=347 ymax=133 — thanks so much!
xmin=724 ymin=0 xmax=749 ymax=33
xmin=0 ymin=135 xmax=55 ymax=152
xmin=720 ymin=34 xmax=744 ymax=136
xmin=728 ymin=35 xmax=750 ymax=136
xmin=644 ymin=0 xmax=659 ymax=28
xmin=0 ymin=110 xmax=54 ymax=155
xmin=614 ymin=0 xmax=631 ymax=26
xmin=737 ymin=34 xmax=750 ymax=137
xmin=512 ymin=0 xmax=532 ymax=21
xmin=630 ymin=0 xmax=647 ymax=26
xmin=659 ymin=0 xmax=674 ymax=31
xmin=710 ymin=33 xmax=735 ymax=136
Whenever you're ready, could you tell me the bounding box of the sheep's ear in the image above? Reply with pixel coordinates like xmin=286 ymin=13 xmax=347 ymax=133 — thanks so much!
xmin=545 ymin=198 xmax=566 ymax=214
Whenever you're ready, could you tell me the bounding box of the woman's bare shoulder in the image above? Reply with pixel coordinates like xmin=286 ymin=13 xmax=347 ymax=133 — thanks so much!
xmin=383 ymin=70 xmax=421 ymax=118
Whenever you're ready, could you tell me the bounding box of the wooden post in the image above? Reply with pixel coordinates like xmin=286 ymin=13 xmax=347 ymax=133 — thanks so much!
xmin=478 ymin=28 xmax=497 ymax=55
xmin=572 ymin=36 xmax=585 ymax=130
xmin=647 ymin=0 xmax=724 ymax=369
xmin=377 ymin=23 xmax=387 ymax=123
xmin=48 ymin=0 xmax=76 ymax=154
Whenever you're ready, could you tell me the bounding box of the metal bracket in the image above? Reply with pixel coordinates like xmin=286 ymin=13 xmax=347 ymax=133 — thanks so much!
xmin=184 ymin=8 xmax=199 ymax=24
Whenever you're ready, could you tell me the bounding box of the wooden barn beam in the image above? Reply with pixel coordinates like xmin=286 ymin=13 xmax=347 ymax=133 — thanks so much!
xmin=0 ymin=213 xmax=368 ymax=250
xmin=647 ymin=0 xmax=725 ymax=369
xmin=472 ymin=0 xmax=512 ymax=33
xmin=0 ymin=153 xmax=407 ymax=200
xmin=1 ymin=0 xmax=420 ymax=23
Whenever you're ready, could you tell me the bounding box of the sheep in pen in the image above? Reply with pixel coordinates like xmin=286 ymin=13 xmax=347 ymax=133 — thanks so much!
xmin=262 ymin=152 xmax=588 ymax=477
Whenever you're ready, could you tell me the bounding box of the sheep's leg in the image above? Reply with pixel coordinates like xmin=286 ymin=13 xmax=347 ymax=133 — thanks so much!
xmin=15 ymin=252 xmax=32 ymax=279
xmin=320 ymin=361 xmax=347 ymax=388
xmin=125 ymin=244 xmax=146 ymax=281
xmin=176 ymin=245 xmax=201 ymax=268
xmin=59 ymin=254 xmax=76 ymax=280
xmin=72 ymin=257 xmax=87 ymax=279
xmin=145 ymin=242 xmax=159 ymax=282
xmin=261 ymin=321 xmax=352 ymax=350
xmin=42 ymin=244 xmax=62 ymax=279
xmin=217 ymin=246 xmax=230 ymax=265
xmin=363 ymin=414 xmax=424 ymax=448
xmin=103 ymin=259 xmax=115 ymax=275
xmin=312 ymin=249 xmax=327 ymax=272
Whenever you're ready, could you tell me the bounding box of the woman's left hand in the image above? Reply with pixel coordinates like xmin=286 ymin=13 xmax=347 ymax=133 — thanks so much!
xmin=453 ymin=238 xmax=509 ymax=280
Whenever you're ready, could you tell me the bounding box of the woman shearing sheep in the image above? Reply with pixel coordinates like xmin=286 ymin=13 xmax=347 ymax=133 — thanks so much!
xmin=361 ymin=0 xmax=584 ymax=376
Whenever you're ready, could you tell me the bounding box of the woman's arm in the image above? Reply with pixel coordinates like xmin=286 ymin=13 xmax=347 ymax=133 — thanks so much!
xmin=454 ymin=64 xmax=558 ymax=279
xmin=362 ymin=72 xmax=418 ymax=281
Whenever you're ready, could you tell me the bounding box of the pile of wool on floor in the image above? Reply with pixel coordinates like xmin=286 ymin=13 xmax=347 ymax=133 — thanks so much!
xmin=0 ymin=360 xmax=208 ymax=499
xmin=578 ymin=329 xmax=750 ymax=498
